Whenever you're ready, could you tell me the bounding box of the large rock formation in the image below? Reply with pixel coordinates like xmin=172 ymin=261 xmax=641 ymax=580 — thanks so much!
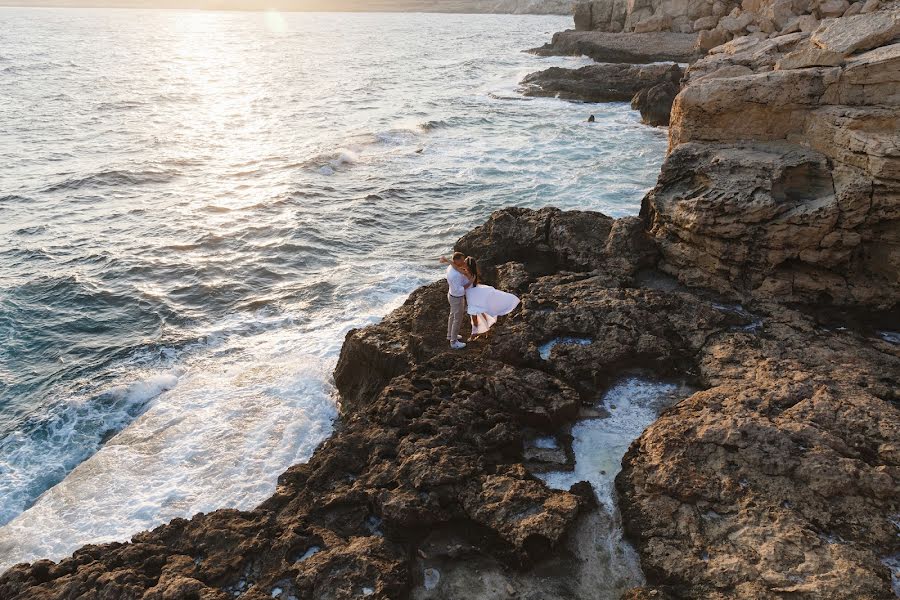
xmin=520 ymin=62 xmax=682 ymax=103
xmin=2 ymin=205 xmax=897 ymax=599
xmin=646 ymin=4 xmax=900 ymax=307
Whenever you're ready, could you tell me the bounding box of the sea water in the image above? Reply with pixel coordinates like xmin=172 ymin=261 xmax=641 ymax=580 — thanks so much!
xmin=0 ymin=8 xmax=668 ymax=569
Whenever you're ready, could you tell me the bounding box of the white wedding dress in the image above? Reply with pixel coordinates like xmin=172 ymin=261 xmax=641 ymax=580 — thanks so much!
xmin=465 ymin=283 xmax=520 ymax=335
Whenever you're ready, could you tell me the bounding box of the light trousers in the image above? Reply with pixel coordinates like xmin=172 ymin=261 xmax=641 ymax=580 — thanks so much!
xmin=447 ymin=294 xmax=466 ymax=342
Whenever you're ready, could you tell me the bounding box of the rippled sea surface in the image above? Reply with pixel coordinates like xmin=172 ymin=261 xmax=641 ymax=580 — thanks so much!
xmin=0 ymin=8 xmax=667 ymax=569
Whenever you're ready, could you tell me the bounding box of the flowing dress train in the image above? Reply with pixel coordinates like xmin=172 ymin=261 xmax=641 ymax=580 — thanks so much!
xmin=465 ymin=284 xmax=520 ymax=336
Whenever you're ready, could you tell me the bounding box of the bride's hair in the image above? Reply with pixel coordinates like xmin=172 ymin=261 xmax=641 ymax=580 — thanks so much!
xmin=465 ymin=257 xmax=479 ymax=287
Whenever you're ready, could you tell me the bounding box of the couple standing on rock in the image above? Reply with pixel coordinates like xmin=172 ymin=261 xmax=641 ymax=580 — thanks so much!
xmin=439 ymin=251 xmax=520 ymax=349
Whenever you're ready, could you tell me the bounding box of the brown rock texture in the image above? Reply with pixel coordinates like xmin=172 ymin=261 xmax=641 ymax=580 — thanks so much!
xmin=631 ymin=81 xmax=680 ymax=125
xmin=4 ymin=9 xmax=900 ymax=600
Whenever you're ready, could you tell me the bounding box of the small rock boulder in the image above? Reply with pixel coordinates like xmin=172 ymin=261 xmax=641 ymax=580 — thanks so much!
xmin=693 ymin=15 xmax=720 ymax=30
xmin=697 ymin=26 xmax=730 ymax=50
xmin=631 ymin=81 xmax=681 ymax=125
xmin=818 ymin=0 xmax=850 ymax=17
xmin=633 ymin=13 xmax=674 ymax=32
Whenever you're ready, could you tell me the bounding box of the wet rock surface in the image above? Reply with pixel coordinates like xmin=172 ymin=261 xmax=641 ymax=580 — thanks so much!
xmin=520 ymin=62 xmax=682 ymax=103
xmin=3 ymin=205 xmax=897 ymax=599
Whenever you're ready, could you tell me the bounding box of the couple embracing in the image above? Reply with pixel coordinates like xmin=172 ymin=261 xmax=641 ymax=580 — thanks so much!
xmin=439 ymin=252 xmax=520 ymax=349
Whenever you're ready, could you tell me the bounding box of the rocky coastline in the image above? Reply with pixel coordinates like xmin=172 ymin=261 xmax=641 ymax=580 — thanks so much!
xmin=2 ymin=4 xmax=899 ymax=600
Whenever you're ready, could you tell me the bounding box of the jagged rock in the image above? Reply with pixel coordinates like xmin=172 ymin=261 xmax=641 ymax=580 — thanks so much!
xmin=810 ymin=7 xmax=900 ymax=54
xmin=618 ymin=300 xmax=900 ymax=599
xmin=861 ymin=0 xmax=880 ymax=13
xmin=520 ymin=62 xmax=682 ymax=102
xmin=529 ymin=30 xmax=703 ymax=63
xmin=843 ymin=1 xmax=863 ymax=16
xmin=720 ymin=9 xmax=756 ymax=32
xmin=454 ymin=208 xmax=657 ymax=283
xmin=631 ymin=81 xmax=680 ymax=125
xmin=3 ymin=196 xmax=898 ymax=600
xmin=759 ymin=16 xmax=778 ymax=32
xmin=799 ymin=13 xmax=820 ymax=31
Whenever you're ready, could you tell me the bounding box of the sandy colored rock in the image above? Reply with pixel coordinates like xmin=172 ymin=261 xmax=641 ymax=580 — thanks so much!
xmin=643 ymin=141 xmax=900 ymax=306
xmin=861 ymin=0 xmax=880 ymax=13
xmin=693 ymin=14 xmax=720 ymax=29
xmin=719 ymin=9 xmax=755 ymax=32
xmin=697 ymin=26 xmax=730 ymax=49
xmin=799 ymin=13 xmax=820 ymax=30
xmin=843 ymin=1 xmax=863 ymax=16
xmin=634 ymin=13 xmax=674 ymax=32
xmin=529 ymin=30 xmax=703 ymax=63
xmin=818 ymin=0 xmax=850 ymax=17
xmin=810 ymin=7 xmax=900 ymax=54
xmin=775 ymin=44 xmax=846 ymax=67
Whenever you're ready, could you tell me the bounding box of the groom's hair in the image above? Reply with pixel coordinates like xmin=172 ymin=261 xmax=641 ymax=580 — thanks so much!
xmin=451 ymin=251 xmax=465 ymax=262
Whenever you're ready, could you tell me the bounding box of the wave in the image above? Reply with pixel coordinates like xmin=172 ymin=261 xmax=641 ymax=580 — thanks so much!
xmin=0 ymin=372 xmax=179 ymax=526
xmin=95 ymin=100 xmax=147 ymax=112
xmin=42 ymin=168 xmax=179 ymax=193
xmin=0 ymin=194 xmax=30 ymax=204
xmin=313 ymin=148 xmax=360 ymax=176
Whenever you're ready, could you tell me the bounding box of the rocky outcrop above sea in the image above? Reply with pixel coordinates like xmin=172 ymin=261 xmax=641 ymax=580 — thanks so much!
xmin=646 ymin=4 xmax=900 ymax=307
xmin=3 ymin=205 xmax=896 ymax=599
xmin=522 ymin=36 xmax=688 ymax=126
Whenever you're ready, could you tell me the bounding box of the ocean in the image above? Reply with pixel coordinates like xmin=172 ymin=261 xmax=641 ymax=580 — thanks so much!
xmin=0 ymin=7 xmax=667 ymax=570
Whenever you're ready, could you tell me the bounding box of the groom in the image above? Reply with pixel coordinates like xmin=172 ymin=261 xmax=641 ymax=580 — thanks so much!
xmin=440 ymin=251 xmax=470 ymax=350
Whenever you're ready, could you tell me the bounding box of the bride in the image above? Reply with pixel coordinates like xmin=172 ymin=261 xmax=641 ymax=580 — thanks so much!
xmin=460 ymin=257 xmax=520 ymax=336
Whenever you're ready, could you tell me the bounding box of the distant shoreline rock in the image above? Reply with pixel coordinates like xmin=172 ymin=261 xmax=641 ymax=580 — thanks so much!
xmin=520 ymin=62 xmax=682 ymax=103
xmin=529 ymin=30 xmax=703 ymax=62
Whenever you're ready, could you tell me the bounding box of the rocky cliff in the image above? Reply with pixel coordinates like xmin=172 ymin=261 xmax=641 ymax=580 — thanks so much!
xmin=646 ymin=3 xmax=900 ymax=307
xmin=3 ymin=207 xmax=896 ymax=600
xmin=2 ymin=7 xmax=899 ymax=600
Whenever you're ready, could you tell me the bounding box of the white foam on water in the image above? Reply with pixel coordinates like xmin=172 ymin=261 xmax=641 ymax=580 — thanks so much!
xmin=539 ymin=376 xmax=690 ymax=508
xmin=0 ymin=372 xmax=180 ymax=526
xmin=538 ymin=337 xmax=592 ymax=361
xmin=878 ymin=331 xmax=900 ymax=345
xmin=537 ymin=376 xmax=695 ymax=595
xmin=0 ymin=269 xmax=429 ymax=572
